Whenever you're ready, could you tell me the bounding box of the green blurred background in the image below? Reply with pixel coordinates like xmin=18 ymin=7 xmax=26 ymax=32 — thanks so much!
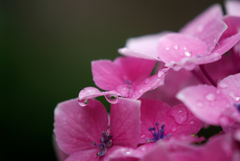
xmin=1 ymin=0 xmax=224 ymax=160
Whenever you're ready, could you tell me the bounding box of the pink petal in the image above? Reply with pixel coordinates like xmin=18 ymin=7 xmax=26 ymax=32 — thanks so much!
xmin=177 ymin=85 xmax=231 ymax=125
xmin=130 ymin=67 xmax=169 ymax=100
xmin=54 ymin=99 xmax=108 ymax=155
xmin=225 ymin=1 xmax=240 ymax=16
xmin=65 ymin=149 xmax=100 ymax=161
xmin=110 ymin=98 xmax=141 ymax=148
xmin=53 ymin=136 xmax=69 ymax=161
xmin=180 ymin=4 xmax=223 ymax=36
xmin=107 ymin=144 xmax=155 ymax=161
xmin=78 ymin=87 xmax=120 ymax=106
xmin=92 ymin=59 xmax=124 ymax=90
xmin=165 ymin=104 xmax=203 ymax=136
xmin=140 ymin=99 xmax=171 ymax=142
xmin=218 ymin=73 xmax=240 ymax=103
xmin=212 ymin=16 xmax=240 ymax=55
xmin=157 ymin=33 xmax=208 ymax=70
xmin=118 ymin=32 xmax=169 ymax=60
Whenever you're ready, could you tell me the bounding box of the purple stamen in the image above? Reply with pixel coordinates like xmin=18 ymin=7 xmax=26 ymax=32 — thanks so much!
xmin=94 ymin=131 xmax=112 ymax=156
xmin=234 ymin=103 xmax=240 ymax=113
xmin=146 ymin=122 xmax=170 ymax=142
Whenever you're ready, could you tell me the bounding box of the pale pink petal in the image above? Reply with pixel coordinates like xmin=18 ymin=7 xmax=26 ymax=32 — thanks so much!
xmin=212 ymin=16 xmax=240 ymax=55
xmin=110 ymin=98 xmax=141 ymax=148
xmin=78 ymin=87 xmax=120 ymax=106
xmin=225 ymin=1 xmax=240 ymax=16
xmin=118 ymin=32 xmax=170 ymax=60
xmin=107 ymin=144 xmax=155 ymax=161
xmin=54 ymin=99 xmax=108 ymax=154
xmin=218 ymin=73 xmax=240 ymax=103
xmin=157 ymin=33 xmax=208 ymax=70
xmin=177 ymin=85 xmax=231 ymax=125
xmin=92 ymin=60 xmax=124 ymax=90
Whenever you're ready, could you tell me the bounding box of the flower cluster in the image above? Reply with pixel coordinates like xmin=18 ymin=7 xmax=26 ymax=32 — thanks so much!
xmin=53 ymin=1 xmax=240 ymax=161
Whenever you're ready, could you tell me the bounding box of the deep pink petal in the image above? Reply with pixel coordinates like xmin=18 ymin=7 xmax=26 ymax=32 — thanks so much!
xmin=110 ymin=98 xmax=141 ymax=148
xmin=53 ymin=136 xmax=69 ymax=161
xmin=65 ymin=149 xmax=100 ymax=161
xmin=130 ymin=67 xmax=169 ymax=100
xmin=140 ymin=99 xmax=171 ymax=142
xmin=157 ymin=33 xmax=208 ymax=70
xmin=177 ymin=85 xmax=231 ymax=125
xmin=113 ymin=57 xmax=156 ymax=84
xmin=165 ymin=104 xmax=203 ymax=136
xmin=225 ymin=1 xmax=240 ymax=16
xmin=118 ymin=32 xmax=169 ymax=60
xmin=54 ymin=99 xmax=108 ymax=154
xmin=92 ymin=60 xmax=124 ymax=90
xmin=212 ymin=16 xmax=240 ymax=55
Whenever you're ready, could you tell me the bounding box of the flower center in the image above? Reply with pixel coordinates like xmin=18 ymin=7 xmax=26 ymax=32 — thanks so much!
xmin=93 ymin=131 xmax=112 ymax=156
xmin=234 ymin=103 xmax=240 ymax=113
xmin=147 ymin=122 xmax=171 ymax=142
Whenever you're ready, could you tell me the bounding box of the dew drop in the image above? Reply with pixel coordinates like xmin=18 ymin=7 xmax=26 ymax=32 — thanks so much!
xmin=174 ymin=44 xmax=179 ymax=50
xmin=171 ymin=127 xmax=177 ymax=132
xmin=229 ymin=92 xmax=240 ymax=102
xmin=78 ymin=99 xmax=88 ymax=107
xmin=219 ymin=82 xmax=228 ymax=88
xmin=205 ymin=93 xmax=216 ymax=101
xmin=145 ymin=78 xmax=150 ymax=84
xmin=126 ymin=151 xmax=131 ymax=155
xmin=139 ymin=89 xmax=144 ymax=94
xmin=105 ymin=94 xmax=119 ymax=104
xmin=165 ymin=47 xmax=170 ymax=50
xmin=141 ymin=134 xmax=146 ymax=138
xmin=184 ymin=51 xmax=192 ymax=57
xmin=190 ymin=120 xmax=195 ymax=125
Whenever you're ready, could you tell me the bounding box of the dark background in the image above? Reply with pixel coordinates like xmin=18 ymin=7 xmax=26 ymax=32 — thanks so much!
xmin=1 ymin=0 xmax=224 ymax=160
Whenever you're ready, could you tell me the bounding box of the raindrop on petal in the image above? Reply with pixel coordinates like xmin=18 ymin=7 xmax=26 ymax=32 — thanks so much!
xmin=105 ymin=94 xmax=119 ymax=104
xmin=174 ymin=44 xmax=179 ymax=50
xmin=171 ymin=127 xmax=177 ymax=132
xmin=190 ymin=120 xmax=195 ymax=125
xmin=141 ymin=134 xmax=146 ymax=138
xmin=145 ymin=78 xmax=150 ymax=84
xmin=219 ymin=82 xmax=228 ymax=88
xmin=165 ymin=47 xmax=170 ymax=50
xmin=184 ymin=51 xmax=192 ymax=57
xmin=205 ymin=93 xmax=216 ymax=101
xmin=78 ymin=98 xmax=88 ymax=107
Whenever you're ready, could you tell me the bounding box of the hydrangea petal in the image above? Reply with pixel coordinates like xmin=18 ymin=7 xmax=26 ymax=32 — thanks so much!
xmin=65 ymin=149 xmax=99 ymax=161
xmin=157 ymin=33 xmax=208 ymax=70
xmin=212 ymin=16 xmax=240 ymax=55
xmin=54 ymin=99 xmax=108 ymax=154
xmin=225 ymin=1 xmax=240 ymax=16
xmin=118 ymin=32 xmax=169 ymax=60
xmin=180 ymin=4 xmax=223 ymax=35
xmin=110 ymin=98 xmax=141 ymax=148
xmin=177 ymin=85 xmax=231 ymax=125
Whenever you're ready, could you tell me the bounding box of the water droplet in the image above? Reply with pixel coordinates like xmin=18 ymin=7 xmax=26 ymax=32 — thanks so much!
xmin=105 ymin=94 xmax=119 ymax=104
xmin=205 ymin=93 xmax=216 ymax=101
xmin=190 ymin=120 xmax=195 ymax=125
xmin=141 ymin=134 xmax=146 ymax=138
xmin=229 ymin=92 xmax=240 ymax=102
xmin=219 ymin=82 xmax=228 ymax=88
xmin=145 ymin=78 xmax=150 ymax=84
xmin=165 ymin=47 xmax=170 ymax=50
xmin=126 ymin=151 xmax=130 ymax=155
xmin=139 ymin=89 xmax=143 ymax=94
xmin=78 ymin=98 xmax=88 ymax=106
xmin=184 ymin=51 xmax=192 ymax=57
xmin=174 ymin=44 xmax=179 ymax=50
xmin=183 ymin=47 xmax=187 ymax=50
xmin=171 ymin=127 xmax=177 ymax=132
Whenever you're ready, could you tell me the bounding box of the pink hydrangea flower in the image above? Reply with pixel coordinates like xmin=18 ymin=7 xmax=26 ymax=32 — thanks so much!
xmin=177 ymin=73 xmax=240 ymax=128
xmin=139 ymin=99 xmax=203 ymax=143
xmin=225 ymin=0 xmax=240 ymax=17
xmin=78 ymin=57 xmax=169 ymax=106
xmin=119 ymin=4 xmax=240 ymax=71
xmin=54 ymin=98 xmax=141 ymax=161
